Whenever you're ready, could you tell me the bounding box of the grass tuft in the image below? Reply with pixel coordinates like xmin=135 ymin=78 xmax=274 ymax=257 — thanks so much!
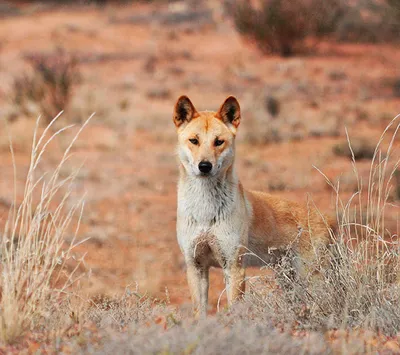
xmin=0 ymin=113 xmax=92 ymax=344
xmin=246 ymin=115 xmax=400 ymax=335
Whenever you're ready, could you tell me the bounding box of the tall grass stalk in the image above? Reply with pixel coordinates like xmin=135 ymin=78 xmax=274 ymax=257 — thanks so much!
xmin=0 ymin=113 xmax=92 ymax=344
xmin=247 ymin=115 xmax=400 ymax=334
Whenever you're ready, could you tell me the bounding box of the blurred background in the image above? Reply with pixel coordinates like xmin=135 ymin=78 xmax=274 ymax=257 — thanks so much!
xmin=0 ymin=0 xmax=399 ymax=308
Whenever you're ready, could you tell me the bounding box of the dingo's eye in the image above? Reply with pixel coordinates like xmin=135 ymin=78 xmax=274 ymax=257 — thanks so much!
xmin=189 ymin=138 xmax=199 ymax=145
xmin=215 ymin=139 xmax=224 ymax=147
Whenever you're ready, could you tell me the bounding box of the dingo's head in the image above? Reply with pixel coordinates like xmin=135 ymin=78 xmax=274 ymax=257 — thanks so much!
xmin=173 ymin=95 xmax=241 ymax=177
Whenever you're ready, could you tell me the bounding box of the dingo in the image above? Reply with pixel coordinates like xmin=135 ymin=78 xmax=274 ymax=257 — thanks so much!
xmin=173 ymin=95 xmax=332 ymax=317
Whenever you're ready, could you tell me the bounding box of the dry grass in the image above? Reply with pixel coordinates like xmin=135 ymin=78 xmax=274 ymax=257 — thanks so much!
xmin=51 ymin=115 xmax=400 ymax=353
xmin=245 ymin=115 xmax=400 ymax=335
xmin=1 ymin=113 xmax=400 ymax=352
xmin=31 ymin=295 xmax=399 ymax=353
xmin=0 ymin=113 xmax=92 ymax=344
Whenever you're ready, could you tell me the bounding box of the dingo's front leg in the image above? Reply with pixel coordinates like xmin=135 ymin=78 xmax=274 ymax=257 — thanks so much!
xmin=223 ymin=258 xmax=245 ymax=306
xmin=186 ymin=263 xmax=209 ymax=318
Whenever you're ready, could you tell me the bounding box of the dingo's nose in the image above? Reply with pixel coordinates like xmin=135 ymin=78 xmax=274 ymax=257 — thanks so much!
xmin=198 ymin=161 xmax=212 ymax=174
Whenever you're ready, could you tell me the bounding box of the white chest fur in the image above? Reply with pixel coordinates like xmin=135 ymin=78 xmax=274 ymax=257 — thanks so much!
xmin=178 ymin=176 xmax=237 ymax=223
xmin=176 ymin=175 xmax=249 ymax=264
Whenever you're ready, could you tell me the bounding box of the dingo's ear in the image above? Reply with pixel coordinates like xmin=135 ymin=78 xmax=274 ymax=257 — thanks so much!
xmin=217 ymin=96 xmax=241 ymax=129
xmin=173 ymin=95 xmax=198 ymax=128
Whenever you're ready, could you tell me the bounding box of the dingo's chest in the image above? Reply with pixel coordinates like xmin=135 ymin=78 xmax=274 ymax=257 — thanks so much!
xmin=176 ymin=178 xmax=250 ymax=265
xmin=177 ymin=177 xmax=237 ymax=225
xmin=176 ymin=217 xmax=243 ymax=267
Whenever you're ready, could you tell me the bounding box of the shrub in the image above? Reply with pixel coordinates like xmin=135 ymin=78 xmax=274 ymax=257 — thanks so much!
xmin=393 ymin=79 xmax=400 ymax=97
xmin=229 ymin=0 xmax=347 ymax=56
xmin=264 ymin=96 xmax=280 ymax=117
xmin=333 ymin=137 xmax=376 ymax=160
xmin=246 ymin=115 xmax=400 ymax=334
xmin=230 ymin=0 xmax=400 ymax=53
xmin=388 ymin=0 xmax=400 ymax=21
xmin=0 ymin=114 xmax=91 ymax=344
xmin=1 ymin=116 xmax=399 ymax=351
xmin=0 ymin=3 xmax=20 ymax=18
xmin=12 ymin=51 xmax=80 ymax=123
xmin=335 ymin=0 xmax=400 ymax=43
